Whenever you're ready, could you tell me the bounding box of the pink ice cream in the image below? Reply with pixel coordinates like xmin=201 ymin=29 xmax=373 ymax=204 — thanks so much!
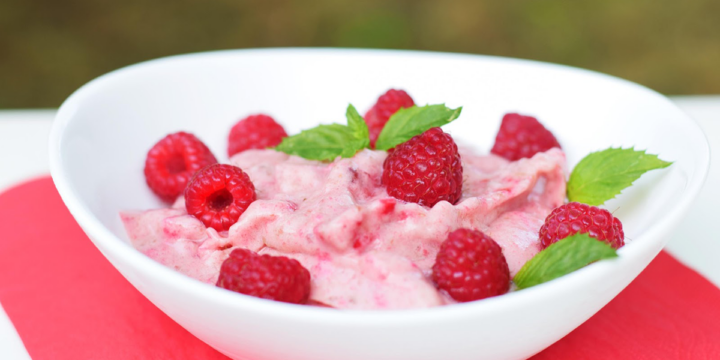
xmin=121 ymin=147 xmax=567 ymax=310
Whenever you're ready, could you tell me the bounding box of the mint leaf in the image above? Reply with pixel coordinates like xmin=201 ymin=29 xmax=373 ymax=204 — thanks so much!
xmin=567 ymin=148 xmax=672 ymax=205
xmin=274 ymin=124 xmax=356 ymax=161
xmin=514 ymin=233 xmax=618 ymax=289
xmin=346 ymin=104 xmax=370 ymax=149
xmin=374 ymin=104 xmax=462 ymax=150
xmin=275 ymin=103 xmax=461 ymax=160
xmin=274 ymin=104 xmax=370 ymax=161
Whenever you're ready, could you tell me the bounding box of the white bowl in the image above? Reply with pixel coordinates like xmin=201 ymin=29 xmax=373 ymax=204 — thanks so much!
xmin=49 ymin=49 xmax=709 ymax=360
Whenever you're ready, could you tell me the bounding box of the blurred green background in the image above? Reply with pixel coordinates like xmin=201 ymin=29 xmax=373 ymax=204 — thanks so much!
xmin=1 ymin=0 xmax=719 ymax=108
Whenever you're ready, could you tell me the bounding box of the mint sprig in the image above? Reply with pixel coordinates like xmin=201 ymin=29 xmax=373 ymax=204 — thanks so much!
xmin=567 ymin=147 xmax=672 ymax=205
xmin=273 ymin=105 xmax=369 ymax=161
xmin=274 ymin=103 xmax=461 ymax=160
xmin=514 ymin=233 xmax=618 ymax=289
xmin=375 ymin=105 xmax=462 ymax=150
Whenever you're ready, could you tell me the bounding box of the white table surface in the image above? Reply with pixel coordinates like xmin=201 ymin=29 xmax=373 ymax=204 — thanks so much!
xmin=1 ymin=98 xmax=718 ymax=359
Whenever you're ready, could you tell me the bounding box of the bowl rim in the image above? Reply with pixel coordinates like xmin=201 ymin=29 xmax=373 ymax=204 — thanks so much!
xmin=48 ymin=47 xmax=710 ymax=325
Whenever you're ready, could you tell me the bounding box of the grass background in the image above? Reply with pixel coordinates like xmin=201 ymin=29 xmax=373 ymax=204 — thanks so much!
xmin=1 ymin=0 xmax=719 ymax=108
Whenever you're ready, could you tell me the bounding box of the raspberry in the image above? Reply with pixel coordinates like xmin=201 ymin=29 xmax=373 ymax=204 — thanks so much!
xmin=364 ymin=89 xmax=415 ymax=147
xmin=144 ymin=132 xmax=218 ymax=202
xmin=539 ymin=202 xmax=625 ymax=249
xmin=432 ymin=229 xmax=510 ymax=302
xmin=381 ymin=127 xmax=463 ymax=207
xmin=185 ymin=164 xmax=256 ymax=232
xmin=490 ymin=113 xmax=561 ymax=161
xmin=227 ymin=114 xmax=288 ymax=157
xmin=216 ymin=248 xmax=311 ymax=304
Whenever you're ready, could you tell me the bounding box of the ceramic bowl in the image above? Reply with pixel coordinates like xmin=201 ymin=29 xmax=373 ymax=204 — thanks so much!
xmin=49 ymin=48 xmax=709 ymax=360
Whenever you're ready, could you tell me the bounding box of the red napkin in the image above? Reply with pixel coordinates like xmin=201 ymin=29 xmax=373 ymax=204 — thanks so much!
xmin=1 ymin=177 xmax=720 ymax=360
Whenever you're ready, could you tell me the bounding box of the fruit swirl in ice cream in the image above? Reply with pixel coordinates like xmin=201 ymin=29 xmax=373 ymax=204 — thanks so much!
xmin=121 ymin=146 xmax=566 ymax=310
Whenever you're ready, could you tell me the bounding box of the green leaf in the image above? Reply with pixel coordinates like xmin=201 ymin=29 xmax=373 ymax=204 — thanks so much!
xmin=374 ymin=104 xmax=462 ymax=150
xmin=274 ymin=104 xmax=370 ymax=161
xmin=567 ymin=148 xmax=672 ymax=205
xmin=346 ymin=104 xmax=370 ymax=149
xmin=514 ymin=233 xmax=618 ymax=289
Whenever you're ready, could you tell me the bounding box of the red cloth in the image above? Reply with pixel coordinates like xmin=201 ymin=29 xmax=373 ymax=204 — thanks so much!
xmin=1 ymin=177 xmax=719 ymax=360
